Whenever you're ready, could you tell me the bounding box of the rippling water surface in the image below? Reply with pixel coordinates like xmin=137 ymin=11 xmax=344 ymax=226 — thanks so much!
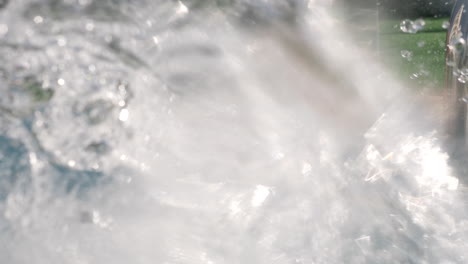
xmin=0 ymin=0 xmax=467 ymax=263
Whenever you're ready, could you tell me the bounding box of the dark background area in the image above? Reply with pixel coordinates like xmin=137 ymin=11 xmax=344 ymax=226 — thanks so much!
xmin=337 ymin=0 xmax=456 ymax=18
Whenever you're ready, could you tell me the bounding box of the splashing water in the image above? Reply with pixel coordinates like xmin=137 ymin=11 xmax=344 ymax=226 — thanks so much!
xmin=0 ymin=0 xmax=467 ymax=263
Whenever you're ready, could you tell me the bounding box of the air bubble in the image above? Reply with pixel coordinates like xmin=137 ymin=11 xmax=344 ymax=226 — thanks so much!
xmin=56 ymin=36 xmax=67 ymax=47
xmin=33 ymin=16 xmax=44 ymax=24
xmin=448 ymin=36 xmax=466 ymax=55
xmin=85 ymin=22 xmax=95 ymax=31
xmin=82 ymin=99 xmax=114 ymax=125
xmin=400 ymin=19 xmax=422 ymax=34
xmin=410 ymin=73 xmax=420 ymax=80
xmin=401 ymin=50 xmax=413 ymax=61
xmin=413 ymin=19 xmax=426 ymax=31
xmin=116 ymin=81 xmax=133 ymax=107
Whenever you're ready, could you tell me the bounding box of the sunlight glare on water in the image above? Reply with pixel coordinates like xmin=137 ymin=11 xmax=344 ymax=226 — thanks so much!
xmin=0 ymin=0 xmax=467 ymax=263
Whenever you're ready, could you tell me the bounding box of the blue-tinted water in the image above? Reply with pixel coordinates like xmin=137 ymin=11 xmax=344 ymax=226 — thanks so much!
xmin=0 ymin=1 xmax=467 ymax=263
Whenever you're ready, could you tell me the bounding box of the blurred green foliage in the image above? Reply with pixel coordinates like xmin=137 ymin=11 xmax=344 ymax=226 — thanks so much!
xmin=379 ymin=17 xmax=449 ymax=89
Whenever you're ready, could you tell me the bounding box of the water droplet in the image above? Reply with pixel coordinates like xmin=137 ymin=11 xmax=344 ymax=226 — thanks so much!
xmin=457 ymin=68 xmax=468 ymax=83
xmin=442 ymin=21 xmax=450 ymax=29
xmin=459 ymin=75 xmax=468 ymax=84
xmin=401 ymin=50 xmax=413 ymax=61
xmin=409 ymin=69 xmax=430 ymax=80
